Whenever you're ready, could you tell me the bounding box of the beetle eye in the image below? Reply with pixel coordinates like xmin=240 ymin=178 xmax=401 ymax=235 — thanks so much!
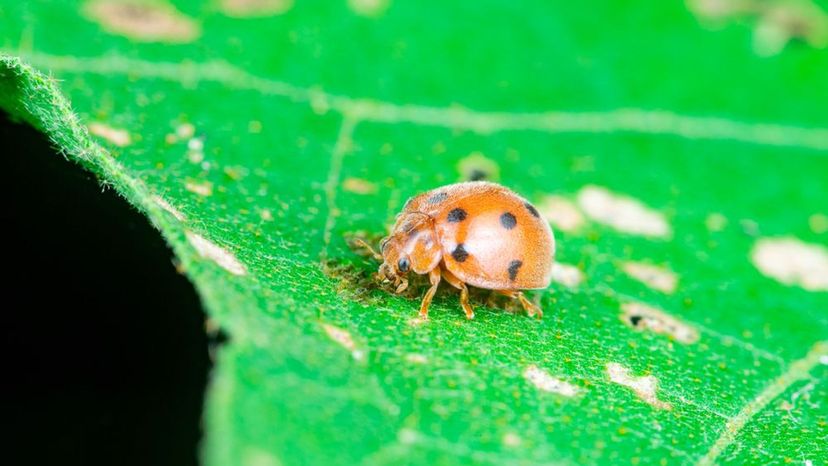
xmin=397 ymin=257 xmax=410 ymax=273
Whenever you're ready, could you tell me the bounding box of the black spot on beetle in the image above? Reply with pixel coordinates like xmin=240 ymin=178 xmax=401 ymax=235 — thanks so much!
xmin=428 ymin=192 xmax=448 ymax=204
xmin=507 ymin=260 xmax=523 ymax=281
xmin=452 ymin=244 xmax=469 ymax=262
xmin=447 ymin=208 xmax=467 ymax=222
xmin=500 ymin=212 xmax=517 ymax=229
xmin=524 ymin=202 xmax=540 ymax=218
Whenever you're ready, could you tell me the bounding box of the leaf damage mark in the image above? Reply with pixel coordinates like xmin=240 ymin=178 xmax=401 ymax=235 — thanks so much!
xmin=342 ymin=177 xmax=378 ymax=195
xmin=751 ymin=237 xmax=828 ymax=291
xmin=622 ymin=261 xmax=678 ymax=294
xmin=186 ymin=231 xmax=247 ymax=276
xmin=620 ymin=301 xmax=699 ymax=344
xmin=687 ymin=0 xmax=828 ymax=56
xmin=501 ymin=432 xmax=522 ymax=447
xmin=523 ymin=365 xmax=580 ymax=397
xmin=185 ymin=179 xmax=213 ymax=197
xmin=457 ymin=151 xmax=500 ymax=182
xmin=321 ymin=323 xmax=365 ymax=360
xmin=88 ymin=122 xmax=131 ymax=147
xmin=83 ymin=0 xmax=201 ymax=43
xmin=549 ymin=262 xmax=585 ymax=288
xmin=219 ymin=0 xmax=294 ymax=18
xmin=606 ymin=362 xmax=672 ymax=410
xmin=405 ymin=353 xmax=428 ymax=364
xmin=576 ymin=185 xmax=671 ymax=238
xmin=538 ymin=195 xmax=585 ymax=233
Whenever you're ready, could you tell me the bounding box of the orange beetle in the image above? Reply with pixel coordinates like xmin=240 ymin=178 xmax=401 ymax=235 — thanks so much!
xmin=360 ymin=181 xmax=555 ymax=319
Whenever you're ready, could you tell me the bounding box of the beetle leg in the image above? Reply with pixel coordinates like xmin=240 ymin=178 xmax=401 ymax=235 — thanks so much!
xmin=441 ymin=268 xmax=475 ymax=319
xmin=418 ymin=267 xmax=442 ymax=319
xmin=496 ymin=290 xmax=543 ymax=318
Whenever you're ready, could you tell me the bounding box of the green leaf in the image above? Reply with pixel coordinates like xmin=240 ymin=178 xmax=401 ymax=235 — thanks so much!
xmin=2 ymin=1 xmax=828 ymax=464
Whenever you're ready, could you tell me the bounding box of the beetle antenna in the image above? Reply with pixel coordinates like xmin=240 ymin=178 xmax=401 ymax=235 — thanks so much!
xmin=353 ymin=238 xmax=383 ymax=261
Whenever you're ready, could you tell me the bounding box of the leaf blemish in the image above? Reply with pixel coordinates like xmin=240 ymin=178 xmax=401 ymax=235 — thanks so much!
xmin=342 ymin=177 xmax=378 ymax=195
xmin=549 ymin=262 xmax=585 ymax=288
xmin=576 ymin=185 xmax=670 ymax=238
xmin=88 ymin=122 xmax=131 ymax=147
xmin=538 ymin=195 xmax=585 ymax=233
xmin=405 ymin=353 xmax=428 ymax=364
xmin=185 ymin=180 xmax=213 ymax=197
xmin=620 ymin=301 xmax=699 ymax=344
xmin=622 ymin=261 xmax=678 ymax=294
xmin=457 ymin=151 xmax=500 ymax=182
xmin=186 ymin=231 xmax=247 ymax=276
xmin=502 ymin=432 xmax=522 ymax=447
xmin=322 ymin=323 xmax=365 ymax=360
xmin=83 ymin=0 xmax=201 ymax=43
xmin=523 ymin=365 xmax=580 ymax=397
xmin=606 ymin=362 xmax=672 ymax=410
xmin=751 ymin=237 xmax=828 ymax=291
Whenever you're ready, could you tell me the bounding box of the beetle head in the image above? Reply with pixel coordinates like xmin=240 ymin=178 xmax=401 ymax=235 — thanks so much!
xmin=375 ymin=212 xmax=441 ymax=293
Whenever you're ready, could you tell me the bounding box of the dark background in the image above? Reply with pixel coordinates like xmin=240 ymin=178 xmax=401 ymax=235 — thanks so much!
xmin=1 ymin=111 xmax=210 ymax=466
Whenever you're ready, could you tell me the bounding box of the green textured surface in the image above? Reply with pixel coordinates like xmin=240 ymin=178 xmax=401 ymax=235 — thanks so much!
xmin=2 ymin=1 xmax=828 ymax=464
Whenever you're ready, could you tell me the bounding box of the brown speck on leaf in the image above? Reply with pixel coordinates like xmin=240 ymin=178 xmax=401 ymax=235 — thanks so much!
xmin=621 ymin=301 xmax=699 ymax=344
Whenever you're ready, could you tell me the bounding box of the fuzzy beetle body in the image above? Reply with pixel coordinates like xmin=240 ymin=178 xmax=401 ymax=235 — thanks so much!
xmin=366 ymin=181 xmax=555 ymax=319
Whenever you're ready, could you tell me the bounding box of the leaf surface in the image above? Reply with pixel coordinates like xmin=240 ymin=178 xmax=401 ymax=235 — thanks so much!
xmin=2 ymin=1 xmax=827 ymax=464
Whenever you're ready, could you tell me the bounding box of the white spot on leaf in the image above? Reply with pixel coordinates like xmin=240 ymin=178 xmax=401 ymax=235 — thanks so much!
xmin=502 ymin=432 xmax=522 ymax=447
xmin=576 ymin=185 xmax=670 ymax=238
xmin=322 ymin=323 xmax=364 ymax=360
xmin=405 ymin=353 xmax=428 ymax=364
xmin=152 ymin=195 xmax=185 ymax=221
xmin=523 ymin=365 xmax=579 ymax=397
xmin=622 ymin=262 xmax=678 ymax=294
xmin=606 ymin=362 xmax=672 ymax=410
xmin=186 ymin=231 xmax=247 ymax=276
xmin=84 ymin=0 xmax=200 ymax=43
xmin=88 ymin=122 xmax=131 ymax=147
xmin=538 ymin=195 xmax=585 ymax=232
xmin=185 ymin=180 xmax=213 ymax=196
xmin=550 ymin=262 xmax=584 ymax=288
xmin=176 ymin=122 xmax=195 ymax=139
xmin=620 ymin=301 xmax=699 ymax=344
xmin=342 ymin=177 xmax=378 ymax=195
xmin=751 ymin=237 xmax=828 ymax=291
